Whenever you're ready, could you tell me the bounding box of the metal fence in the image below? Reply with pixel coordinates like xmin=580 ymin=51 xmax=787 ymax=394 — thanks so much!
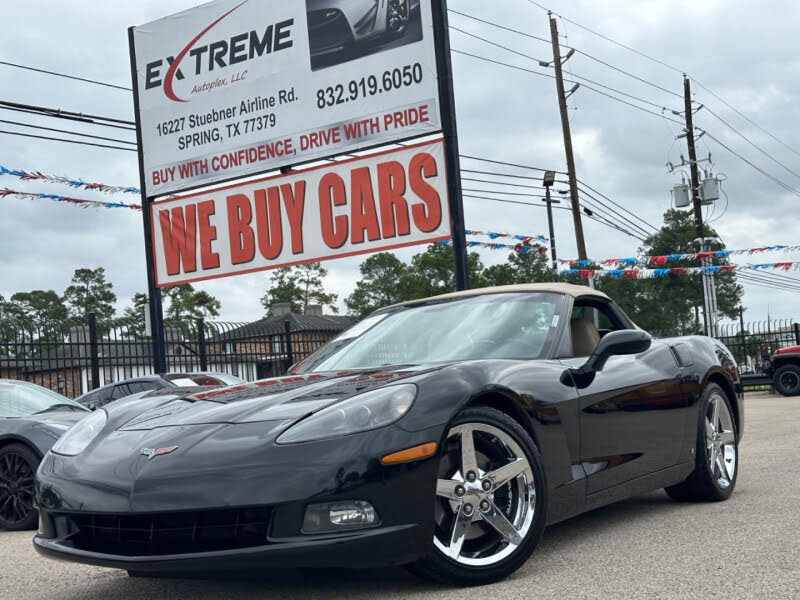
xmin=0 ymin=314 xmax=344 ymax=399
xmin=717 ymin=319 xmax=800 ymax=375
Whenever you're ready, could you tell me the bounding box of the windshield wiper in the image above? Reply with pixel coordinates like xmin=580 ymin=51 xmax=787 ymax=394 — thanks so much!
xmin=32 ymin=404 xmax=80 ymax=415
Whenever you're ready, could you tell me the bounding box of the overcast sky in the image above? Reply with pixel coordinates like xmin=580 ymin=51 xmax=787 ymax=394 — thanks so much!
xmin=2 ymin=0 xmax=799 ymax=327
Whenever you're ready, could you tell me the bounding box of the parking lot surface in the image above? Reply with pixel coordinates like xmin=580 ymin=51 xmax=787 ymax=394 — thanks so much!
xmin=1 ymin=391 xmax=797 ymax=600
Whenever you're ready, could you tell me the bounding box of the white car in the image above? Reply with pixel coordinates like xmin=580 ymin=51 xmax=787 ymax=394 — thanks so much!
xmin=306 ymin=0 xmax=418 ymax=59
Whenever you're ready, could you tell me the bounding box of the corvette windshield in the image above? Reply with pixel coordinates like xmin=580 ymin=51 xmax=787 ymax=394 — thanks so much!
xmin=0 ymin=381 xmax=88 ymax=418
xmin=297 ymin=292 xmax=564 ymax=373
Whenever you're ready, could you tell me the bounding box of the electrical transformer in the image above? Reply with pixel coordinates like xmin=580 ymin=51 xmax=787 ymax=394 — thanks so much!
xmin=701 ymin=177 xmax=720 ymax=205
xmin=672 ymin=183 xmax=691 ymax=208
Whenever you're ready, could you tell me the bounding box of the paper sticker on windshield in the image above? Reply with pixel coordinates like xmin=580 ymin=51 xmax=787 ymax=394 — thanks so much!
xmin=336 ymin=314 xmax=389 ymax=340
xmin=551 ymin=315 xmax=560 ymax=328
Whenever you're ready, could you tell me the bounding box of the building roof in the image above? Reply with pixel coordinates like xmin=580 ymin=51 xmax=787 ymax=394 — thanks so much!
xmin=380 ymin=283 xmax=609 ymax=311
xmin=210 ymin=312 xmax=352 ymax=341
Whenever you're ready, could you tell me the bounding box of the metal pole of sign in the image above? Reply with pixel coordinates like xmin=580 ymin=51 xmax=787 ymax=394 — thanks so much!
xmin=128 ymin=27 xmax=167 ymax=375
xmin=431 ymin=0 xmax=469 ymax=291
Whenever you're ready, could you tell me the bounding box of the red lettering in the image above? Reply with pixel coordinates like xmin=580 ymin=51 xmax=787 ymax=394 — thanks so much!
xmin=159 ymin=205 xmax=197 ymax=276
xmin=196 ymin=200 xmax=220 ymax=269
xmin=409 ymin=153 xmax=442 ymax=233
xmin=281 ymin=181 xmax=305 ymax=254
xmin=254 ymin=187 xmax=283 ymax=260
xmin=318 ymin=173 xmax=348 ymax=249
xmin=377 ymin=161 xmax=410 ymax=238
xmin=226 ymin=194 xmax=255 ymax=264
xmin=350 ymin=167 xmax=381 ymax=244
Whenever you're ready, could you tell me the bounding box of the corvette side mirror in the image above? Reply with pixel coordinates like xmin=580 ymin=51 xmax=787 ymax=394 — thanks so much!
xmin=561 ymin=329 xmax=652 ymax=388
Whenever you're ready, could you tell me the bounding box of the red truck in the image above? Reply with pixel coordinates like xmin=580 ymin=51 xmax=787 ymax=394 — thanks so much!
xmin=765 ymin=344 xmax=800 ymax=396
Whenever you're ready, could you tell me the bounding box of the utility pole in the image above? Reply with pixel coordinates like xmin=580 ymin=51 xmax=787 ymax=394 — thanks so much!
xmin=542 ymin=171 xmax=559 ymax=282
xmin=549 ymin=14 xmax=587 ymax=260
xmin=682 ymin=75 xmax=713 ymax=336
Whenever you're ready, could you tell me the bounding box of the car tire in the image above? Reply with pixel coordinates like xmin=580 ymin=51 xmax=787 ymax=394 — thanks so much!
xmin=773 ymin=364 xmax=800 ymax=396
xmin=665 ymin=383 xmax=738 ymax=502
xmin=386 ymin=0 xmax=410 ymax=37
xmin=408 ymin=406 xmax=547 ymax=586
xmin=0 ymin=443 xmax=40 ymax=531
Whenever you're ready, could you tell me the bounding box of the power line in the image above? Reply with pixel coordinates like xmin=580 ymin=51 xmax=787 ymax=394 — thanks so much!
xmin=448 ymin=8 xmax=553 ymax=45
xmin=0 ymin=103 xmax=136 ymax=132
xmin=524 ymin=2 xmax=800 ymax=160
xmin=450 ymin=7 xmax=683 ymax=103
xmin=452 ymin=49 xmax=684 ymax=126
xmin=573 ymin=50 xmax=684 ymax=100
xmin=0 ymin=60 xmax=132 ymax=92
xmin=0 ymin=100 xmax=135 ymax=126
xmin=576 ymin=179 xmax=659 ymax=233
xmin=0 ymin=130 xmax=137 ymax=152
xmin=525 ymin=1 xmax=684 ymax=75
xmin=450 ymin=26 xmax=550 ymax=66
xmin=691 ymin=79 xmax=800 ymax=160
xmin=701 ymin=105 xmax=800 ymax=182
xmin=702 ymin=130 xmax=800 ymax=199
xmin=459 ymin=154 xmax=561 ymax=173
xmin=0 ymin=119 xmax=136 ymax=146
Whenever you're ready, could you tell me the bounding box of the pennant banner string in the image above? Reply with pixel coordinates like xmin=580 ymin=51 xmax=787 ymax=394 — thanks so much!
xmin=439 ymin=239 xmax=548 ymax=254
xmin=0 ymin=188 xmax=142 ymax=210
xmin=0 ymin=164 xmax=141 ymax=195
xmin=559 ymin=262 xmax=800 ymax=280
xmin=561 ymin=244 xmax=800 ymax=268
xmin=466 ymin=229 xmax=549 ymax=244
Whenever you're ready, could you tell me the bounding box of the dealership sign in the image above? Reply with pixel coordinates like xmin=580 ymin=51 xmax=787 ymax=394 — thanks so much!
xmin=151 ymin=140 xmax=450 ymax=286
xmin=131 ymin=0 xmax=441 ymax=196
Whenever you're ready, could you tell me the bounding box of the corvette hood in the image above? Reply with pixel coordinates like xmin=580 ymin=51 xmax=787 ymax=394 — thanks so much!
xmin=112 ymin=366 xmax=435 ymax=432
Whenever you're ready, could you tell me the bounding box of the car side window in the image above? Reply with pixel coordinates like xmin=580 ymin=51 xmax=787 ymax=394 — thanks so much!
xmin=569 ymin=300 xmax=627 ymax=357
xmin=111 ymin=384 xmax=131 ymax=400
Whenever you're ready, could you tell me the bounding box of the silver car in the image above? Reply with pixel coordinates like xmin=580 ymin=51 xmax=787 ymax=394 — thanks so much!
xmin=306 ymin=0 xmax=419 ymax=58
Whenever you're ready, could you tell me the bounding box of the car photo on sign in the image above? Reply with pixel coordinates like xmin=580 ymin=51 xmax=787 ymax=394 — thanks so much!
xmin=307 ymin=0 xmax=423 ymax=70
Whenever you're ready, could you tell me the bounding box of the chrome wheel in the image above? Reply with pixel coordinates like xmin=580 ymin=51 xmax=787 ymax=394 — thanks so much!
xmin=433 ymin=423 xmax=536 ymax=566
xmin=0 ymin=451 xmax=36 ymax=527
xmin=387 ymin=0 xmax=409 ymax=35
xmin=705 ymin=392 xmax=736 ymax=489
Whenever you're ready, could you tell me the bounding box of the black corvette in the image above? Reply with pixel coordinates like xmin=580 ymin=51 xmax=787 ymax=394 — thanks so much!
xmin=0 ymin=380 xmax=89 ymax=530
xmin=34 ymin=284 xmax=742 ymax=585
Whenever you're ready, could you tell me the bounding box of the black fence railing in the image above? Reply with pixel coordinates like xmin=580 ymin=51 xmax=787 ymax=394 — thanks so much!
xmin=717 ymin=319 xmax=800 ymax=375
xmin=0 ymin=314 xmax=346 ymax=399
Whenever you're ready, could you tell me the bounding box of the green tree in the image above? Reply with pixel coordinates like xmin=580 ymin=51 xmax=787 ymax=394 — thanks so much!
xmin=345 ymin=253 xmax=412 ymax=319
xmin=404 ymin=243 xmax=488 ymax=298
xmin=63 ymin=267 xmax=117 ymax=324
xmin=261 ymin=262 xmax=338 ymax=315
xmin=164 ymin=284 xmax=222 ymax=322
xmin=484 ymin=243 xmax=552 ymax=286
xmin=116 ymin=292 xmax=150 ymax=338
xmin=596 ymin=209 xmax=743 ymax=334
xmin=6 ymin=290 xmax=69 ymax=331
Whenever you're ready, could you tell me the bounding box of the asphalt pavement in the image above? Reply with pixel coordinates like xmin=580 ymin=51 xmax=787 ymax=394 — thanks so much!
xmin=1 ymin=391 xmax=797 ymax=600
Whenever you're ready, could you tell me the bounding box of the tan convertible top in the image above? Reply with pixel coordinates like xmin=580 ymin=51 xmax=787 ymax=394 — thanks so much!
xmin=383 ymin=283 xmax=609 ymax=310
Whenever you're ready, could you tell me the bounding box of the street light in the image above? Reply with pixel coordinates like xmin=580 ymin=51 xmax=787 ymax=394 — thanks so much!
xmin=542 ymin=171 xmax=559 ymax=282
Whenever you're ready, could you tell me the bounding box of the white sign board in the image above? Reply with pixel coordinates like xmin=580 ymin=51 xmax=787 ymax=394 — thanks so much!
xmin=151 ymin=139 xmax=450 ymax=287
xmin=131 ymin=0 xmax=441 ymax=196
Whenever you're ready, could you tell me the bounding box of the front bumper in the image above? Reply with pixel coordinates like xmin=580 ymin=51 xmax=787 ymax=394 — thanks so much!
xmin=34 ymin=421 xmax=442 ymax=572
xmin=34 ymin=523 xmax=422 ymax=571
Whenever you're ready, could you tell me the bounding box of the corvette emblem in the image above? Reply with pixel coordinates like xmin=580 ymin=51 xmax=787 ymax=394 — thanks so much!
xmin=140 ymin=446 xmax=178 ymax=460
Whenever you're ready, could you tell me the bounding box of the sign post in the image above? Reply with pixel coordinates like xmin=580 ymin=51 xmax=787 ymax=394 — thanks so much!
xmin=431 ymin=0 xmax=469 ymax=290
xmin=128 ymin=27 xmax=166 ymax=373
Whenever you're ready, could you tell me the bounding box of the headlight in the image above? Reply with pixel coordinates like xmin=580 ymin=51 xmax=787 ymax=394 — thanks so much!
xmin=51 ymin=409 xmax=107 ymax=456
xmin=276 ymin=384 xmax=416 ymax=444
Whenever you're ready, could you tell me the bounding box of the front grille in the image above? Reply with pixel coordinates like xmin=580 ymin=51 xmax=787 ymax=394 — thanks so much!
xmin=60 ymin=507 xmax=271 ymax=556
xmin=307 ymin=9 xmax=353 ymax=54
